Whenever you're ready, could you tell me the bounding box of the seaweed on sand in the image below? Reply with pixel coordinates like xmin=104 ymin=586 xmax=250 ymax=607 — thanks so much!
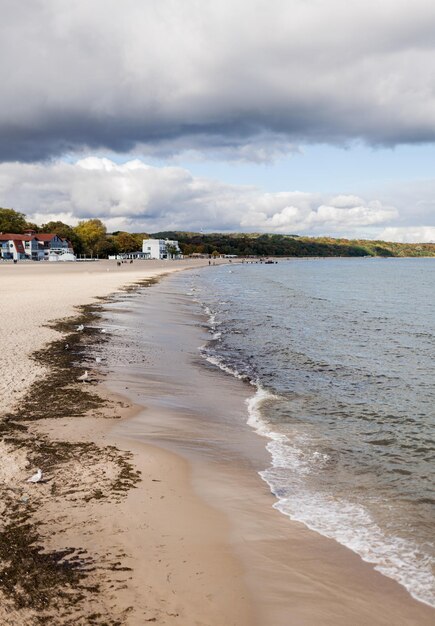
xmin=17 ymin=304 xmax=108 ymax=422
xmin=0 ymin=287 xmax=154 ymax=623
xmin=0 ymin=509 xmax=96 ymax=615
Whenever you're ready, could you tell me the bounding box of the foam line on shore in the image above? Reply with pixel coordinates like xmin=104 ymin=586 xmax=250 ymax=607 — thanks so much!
xmin=199 ymin=299 xmax=435 ymax=608
xmin=248 ymin=385 xmax=435 ymax=608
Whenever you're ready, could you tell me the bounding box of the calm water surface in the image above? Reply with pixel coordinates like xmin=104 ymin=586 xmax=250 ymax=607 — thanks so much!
xmin=183 ymin=258 xmax=435 ymax=606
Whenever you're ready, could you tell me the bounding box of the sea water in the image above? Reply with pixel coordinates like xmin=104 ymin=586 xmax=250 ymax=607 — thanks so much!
xmin=181 ymin=258 xmax=435 ymax=607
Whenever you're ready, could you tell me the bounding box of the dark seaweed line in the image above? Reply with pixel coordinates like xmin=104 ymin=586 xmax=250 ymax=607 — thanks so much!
xmin=0 ymin=277 xmax=160 ymax=625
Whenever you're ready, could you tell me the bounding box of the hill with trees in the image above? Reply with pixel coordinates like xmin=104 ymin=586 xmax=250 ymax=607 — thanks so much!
xmin=152 ymin=231 xmax=435 ymax=258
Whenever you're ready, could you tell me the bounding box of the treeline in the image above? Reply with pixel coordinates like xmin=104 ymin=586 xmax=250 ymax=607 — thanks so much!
xmin=154 ymin=231 xmax=435 ymax=258
xmin=1 ymin=207 xmax=434 ymax=258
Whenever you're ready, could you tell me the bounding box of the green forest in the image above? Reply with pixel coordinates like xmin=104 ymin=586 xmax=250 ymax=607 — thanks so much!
xmin=153 ymin=231 xmax=435 ymax=258
xmin=1 ymin=207 xmax=434 ymax=258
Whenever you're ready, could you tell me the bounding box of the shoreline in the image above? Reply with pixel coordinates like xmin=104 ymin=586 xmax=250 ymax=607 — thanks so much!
xmin=99 ymin=269 xmax=435 ymax=625
xmin=0 ymin=259 xmax=226 ymax=415
xmin=1 ymin=260 xmax=434 ymax=624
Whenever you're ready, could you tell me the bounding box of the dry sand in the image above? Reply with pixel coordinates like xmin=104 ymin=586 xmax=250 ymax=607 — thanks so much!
xmin=0 ymin=259 xmax=434 ymax=626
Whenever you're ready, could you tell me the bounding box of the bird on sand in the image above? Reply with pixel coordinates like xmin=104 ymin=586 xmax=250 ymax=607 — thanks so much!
xmin=100 ymin=328 xmax=107 ymax=334
xmin=78 ymin=370 xmax=89 ymax=383
xmin=27 ymin=469 xmax=43 ymax=483
xmin=77 ymin=324 xmax=84 ymax=331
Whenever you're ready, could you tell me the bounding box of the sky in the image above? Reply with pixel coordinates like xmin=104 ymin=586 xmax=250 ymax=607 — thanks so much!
xmin=1 ymin=0 xmax=435 ymax=241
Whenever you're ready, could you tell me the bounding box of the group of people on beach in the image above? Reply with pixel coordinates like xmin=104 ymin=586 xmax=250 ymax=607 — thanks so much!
xmin=117 ymin=259 xmax=134 ymax=266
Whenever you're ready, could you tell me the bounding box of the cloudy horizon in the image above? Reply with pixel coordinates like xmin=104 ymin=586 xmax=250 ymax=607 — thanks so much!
xmin=1 ymin=0 xmax=435 ymax=241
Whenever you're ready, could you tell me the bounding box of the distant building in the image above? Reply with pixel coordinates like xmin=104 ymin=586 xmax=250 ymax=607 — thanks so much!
xmin=108 ymin=251 xmax=149 ymax=260
xmin=142 ymin=238 xmax=182 ymax=260
xmin=0 ymin=234 xmax=37 ymax=260
xmin=33 ymin=233 xmax=72 ymax=258
xmin=0 ymin=232 xmax=74 ymax=261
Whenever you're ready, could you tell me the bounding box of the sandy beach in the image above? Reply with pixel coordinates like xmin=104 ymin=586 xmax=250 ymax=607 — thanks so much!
xmin=0 ymin=259 xmax=434 ymax=625
xmin=0 ymin=258 xmax=252 ymax=625
xmin=0 ymin=259 xmax=218 ymax=416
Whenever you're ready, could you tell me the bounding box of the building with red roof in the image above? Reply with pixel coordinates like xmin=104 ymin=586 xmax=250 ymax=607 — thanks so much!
xmin=0 ymin=232 xmax=73 ymax=260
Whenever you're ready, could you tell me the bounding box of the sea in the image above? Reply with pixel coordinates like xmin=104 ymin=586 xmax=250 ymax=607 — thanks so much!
xmin=101 ymin=257 xmax=435 ymax=608
xmin=184 ymin=257 xmax=435 ymax=607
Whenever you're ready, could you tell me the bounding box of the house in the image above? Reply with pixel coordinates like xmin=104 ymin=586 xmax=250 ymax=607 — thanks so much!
xmin=0 ymin=233 xmax=40 ymax=260
xmin=32 ymin=233 xmax=72 ymax=259
xmin=0 ymin=232 xmax=74 ymax=261
xmin=142 ymin=238 xmax=182 ymax=260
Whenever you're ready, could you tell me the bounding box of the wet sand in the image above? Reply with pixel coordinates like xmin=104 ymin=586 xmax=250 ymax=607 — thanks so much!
xmin=0 ymin=260 xmax=434 ymax=624
xmin=101 ymin=272 xmax=435 ymax=625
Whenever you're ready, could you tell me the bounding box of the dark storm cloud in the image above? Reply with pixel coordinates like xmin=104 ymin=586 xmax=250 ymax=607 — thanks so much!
xmin=1 ymin=0 xmax=435 ymax=162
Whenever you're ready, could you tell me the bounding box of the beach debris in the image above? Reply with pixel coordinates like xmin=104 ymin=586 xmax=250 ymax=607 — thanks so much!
xmin=77 ymin=324 xmax=85 ymax=332
xmin=27 ymin=468 xmax=43 ymax=483
xmin=95 ymin=357 xmax=102 ymax=364
xmin=100 ymin=328 xmax=107 ymax=333
xmin=78 ymin=370 xmax=89 ymax=383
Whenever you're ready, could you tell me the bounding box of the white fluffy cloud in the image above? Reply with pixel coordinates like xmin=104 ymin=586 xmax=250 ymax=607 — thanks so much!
xmin=0 ymin=157 xmax=401 ymax=237
xmin=2 ymin=0 xmax=435 ymax=161
xmin=378 ymin=227 xmax=435 ymax=243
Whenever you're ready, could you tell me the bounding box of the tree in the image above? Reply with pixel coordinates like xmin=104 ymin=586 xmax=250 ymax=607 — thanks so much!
xmin=24 ymin=222 xmax=40 ymax=233
xmin=166 ymin=244 xmax=180 ymax=258
xmin=113 ymin=231 xmax=140 ymax=254
xmin=98 ymin=236 xmax=119 ymax=257
xmin=73 ymin=219 xmax=107 ymax=257
xmin=179 ymin=243 xmax=195 ymax=256
xmin=40 ymin=220 xmax=84 ymax=254
xmin=0 ymin=207 xmax=28 ymax=233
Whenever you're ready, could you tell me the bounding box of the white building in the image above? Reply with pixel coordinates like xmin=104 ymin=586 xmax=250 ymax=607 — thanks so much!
xmin=142 ymin=238 xmax=182 ymax=260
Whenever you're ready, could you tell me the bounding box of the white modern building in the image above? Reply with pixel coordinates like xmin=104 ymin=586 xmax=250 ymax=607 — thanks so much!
xmin=142 ymin=238 xmax=182 ymax=260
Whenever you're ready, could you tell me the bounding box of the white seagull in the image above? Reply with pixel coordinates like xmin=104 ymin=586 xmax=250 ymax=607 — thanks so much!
xmin=77 ymin=324 xmax=84 ymax=332
xmin=95 ymin=357 xmax=102 ymax=364
xmin=100 ymin=328 xmax=107 ymax=334
xmin=27 ymin=469 xmax=43 ymax=483
xmin=78 ymin=370 xmax=89 ymax=383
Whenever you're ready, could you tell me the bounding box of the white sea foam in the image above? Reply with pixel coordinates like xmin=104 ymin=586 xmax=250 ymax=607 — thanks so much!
xmin=246 ymin=385 xmax=284 ymax=440
xmin=203 ymin=305 xmax=220 ymax=331
xmin=245 ymin=385 xmax=435 ymax=607
xmin=203 ymin=353 xmax=248 ymax=381
xmin=263 ymin=464 xmax=435 ymax=607
xmin=196 ymin=284 xmax=435 ymax=607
